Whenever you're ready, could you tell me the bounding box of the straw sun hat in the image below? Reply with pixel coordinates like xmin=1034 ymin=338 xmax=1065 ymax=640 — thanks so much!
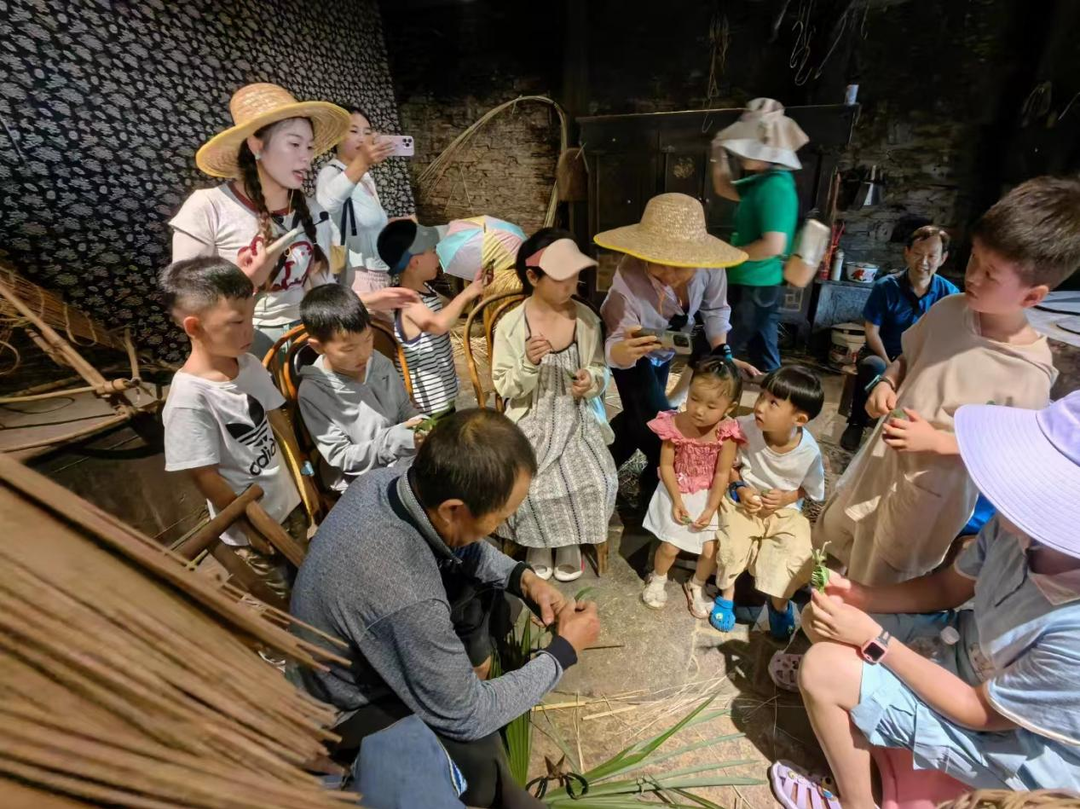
xmin=195 ymin=83 xmax=351 ymax=178
xmin=593 ymin=193 xmax=747 ymax=268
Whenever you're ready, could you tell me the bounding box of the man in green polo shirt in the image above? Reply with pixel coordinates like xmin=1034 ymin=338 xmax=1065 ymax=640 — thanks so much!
xmin=712 ymin=99 xmax=807 ymax=373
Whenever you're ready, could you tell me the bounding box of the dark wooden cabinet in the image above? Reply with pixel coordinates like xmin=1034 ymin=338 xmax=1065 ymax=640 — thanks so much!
xmin=576 ymin=105 xmax=857 ymax=338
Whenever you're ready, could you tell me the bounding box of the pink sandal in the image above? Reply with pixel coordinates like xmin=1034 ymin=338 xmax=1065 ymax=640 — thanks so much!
xmin=768 ymin=651 xmax=803 ymax=693
xmin=770 ymin=761 xmax=841 ymax=809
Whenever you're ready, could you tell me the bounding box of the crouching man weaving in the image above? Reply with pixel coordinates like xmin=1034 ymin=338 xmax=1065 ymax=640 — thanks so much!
xmin=290 ymin=408 xmax=601 ymax=809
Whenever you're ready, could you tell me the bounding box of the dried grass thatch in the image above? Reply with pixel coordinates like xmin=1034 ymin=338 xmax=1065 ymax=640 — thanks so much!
xmin=0 ymin=453 xmax=355 ymax=808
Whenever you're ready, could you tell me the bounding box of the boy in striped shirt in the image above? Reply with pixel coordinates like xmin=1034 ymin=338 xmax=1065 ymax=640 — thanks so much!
xmin=377 ymin=220 xmax=486 ymax=414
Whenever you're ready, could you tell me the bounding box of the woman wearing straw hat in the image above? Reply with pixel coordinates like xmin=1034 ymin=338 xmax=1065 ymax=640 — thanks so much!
xmin=170 ymin=83 xmax=418 ymax=358
xmin=711 ymin=99 xmax=807 ymax=374
xmin=596 ymin=193 xmax=748 ymax=501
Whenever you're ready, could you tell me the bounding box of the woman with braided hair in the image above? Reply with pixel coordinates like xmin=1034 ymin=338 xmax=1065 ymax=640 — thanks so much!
xmin=171 ymin=83 xmax=420 ymax=358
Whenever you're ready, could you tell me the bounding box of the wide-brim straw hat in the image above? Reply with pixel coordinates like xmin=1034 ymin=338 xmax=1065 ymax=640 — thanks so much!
xmin=195 ymin=83 xmax=351 ymax=178
xmin=593 ymin=193 xmax=747 ymax=268
xmin=713 ymin=98 xmax=809 ymax=170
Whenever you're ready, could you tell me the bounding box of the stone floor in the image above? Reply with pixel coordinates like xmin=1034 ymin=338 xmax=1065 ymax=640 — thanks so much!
xmin=510 ymin=359 xmax=857 ymax=807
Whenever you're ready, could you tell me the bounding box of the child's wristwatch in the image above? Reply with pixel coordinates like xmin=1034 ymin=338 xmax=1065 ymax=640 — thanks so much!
xmin=728 ymin=481 xmax=748 ymax=502
xmin=860 ymin=630 xmax=892 ymax=664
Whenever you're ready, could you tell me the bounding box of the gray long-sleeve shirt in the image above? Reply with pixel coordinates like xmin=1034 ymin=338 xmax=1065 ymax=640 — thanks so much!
xmin=297 ymin=353 xmax=418 ymax=493
xmin=289 ymin=468 xmax=575 ymax=741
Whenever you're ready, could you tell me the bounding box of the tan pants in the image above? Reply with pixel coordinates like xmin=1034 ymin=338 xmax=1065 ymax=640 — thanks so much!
xmin=233 ymin=506 xmax=310 ymax=600
xmin=717 ymin=500 xmax=813 ymax=600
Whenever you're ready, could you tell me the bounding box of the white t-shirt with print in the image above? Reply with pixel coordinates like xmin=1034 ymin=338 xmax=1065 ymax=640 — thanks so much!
xmin=169 ymin=183 xmax=333 ymax=326
xmin=735 ymin=414 xmax=825 ymax=511
xmin=163 ymin=354 xmax=300 ymax=545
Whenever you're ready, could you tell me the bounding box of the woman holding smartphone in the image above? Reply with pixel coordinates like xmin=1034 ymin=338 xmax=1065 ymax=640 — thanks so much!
xmin=316 ymin=106 xmax=400 ymax=297
xmin=596 ymin=193 xmax=751 ymax=502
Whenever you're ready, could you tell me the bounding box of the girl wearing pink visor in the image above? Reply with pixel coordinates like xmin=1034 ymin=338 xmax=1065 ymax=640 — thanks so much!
xmin=491 ymin=229 xmax=617 ymax=582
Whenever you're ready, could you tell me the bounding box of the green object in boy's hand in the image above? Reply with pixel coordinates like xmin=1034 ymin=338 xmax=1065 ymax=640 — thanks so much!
xmin=680 ymin=515 xmax=693 ymax=525
xmin=409 ymin=406 xmax=454 ymax=435
xmin=811 ymin=547 xmax=830 ymax=592
xmin=888 ymin=408 xmax=908 ymax=421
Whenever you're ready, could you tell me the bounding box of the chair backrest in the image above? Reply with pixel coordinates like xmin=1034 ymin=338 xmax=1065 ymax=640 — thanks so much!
xmin=462 ymin=291 xmax=526 ymax=411
xmin=261 ymin=325 xmax=329 ymax=520
xmin=262 ymin=323 xmax=307 ymax=391
xmin=280 ymin=330 xmax=318 ymax=403
xmin=370 ymin=318 xmax=414 ymax=402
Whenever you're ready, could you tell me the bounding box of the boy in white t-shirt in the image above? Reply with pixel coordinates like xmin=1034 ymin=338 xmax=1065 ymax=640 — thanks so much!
xmin=160 ymin=257 xmax=306 ymax=597
xmin=710 ymin=366 xmax=826 ymax=640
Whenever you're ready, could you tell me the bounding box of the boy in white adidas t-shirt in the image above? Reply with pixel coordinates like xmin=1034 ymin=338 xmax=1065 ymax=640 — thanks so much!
xmin=160 ymin=257 xmax=306 ymax=597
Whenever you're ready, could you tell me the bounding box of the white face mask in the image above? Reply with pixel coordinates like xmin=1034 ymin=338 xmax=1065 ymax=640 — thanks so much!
xmin=1017 ymin=533 xmax=1080 ymax=606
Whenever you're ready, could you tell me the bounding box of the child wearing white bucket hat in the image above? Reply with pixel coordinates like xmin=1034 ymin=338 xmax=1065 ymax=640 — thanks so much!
xmin=771 ymin=392 xmax=1080 ymax=808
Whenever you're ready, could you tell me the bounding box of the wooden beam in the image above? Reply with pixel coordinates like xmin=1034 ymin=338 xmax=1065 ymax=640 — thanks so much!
xmin=0 ymin=278 xmax=136 ymax=417
xmin=172 ymin=485 xmax=265 ymax=561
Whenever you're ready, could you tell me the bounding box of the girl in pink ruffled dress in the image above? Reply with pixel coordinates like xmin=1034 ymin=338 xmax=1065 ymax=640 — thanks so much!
xmin=642 ymin=357 xmax=745 ymax=617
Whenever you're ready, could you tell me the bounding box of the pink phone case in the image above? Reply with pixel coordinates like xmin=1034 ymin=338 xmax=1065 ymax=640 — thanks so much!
xmin=382 ymin=135 xmax=415 ymax=157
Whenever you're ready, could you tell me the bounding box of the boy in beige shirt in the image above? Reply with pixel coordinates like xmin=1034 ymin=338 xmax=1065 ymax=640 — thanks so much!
xmin=815 ymin=176 xmax=1080 ymax=585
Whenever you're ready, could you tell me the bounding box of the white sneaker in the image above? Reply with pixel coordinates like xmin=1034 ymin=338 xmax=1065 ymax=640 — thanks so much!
xmin=527 ymin=547 xmax=553 ymax=580
xmin=641 ymin=574 xmax=669 ymax=609
xmin=683 ymin=579 xmax=712 ymax=619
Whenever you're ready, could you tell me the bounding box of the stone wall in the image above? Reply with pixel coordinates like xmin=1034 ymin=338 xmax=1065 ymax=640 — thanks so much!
xmin=836 ymin=0 xmax=1021 ymax=272
xmin=380 ymin=0 xmax=1050 ymax=278
xmin=380 ymin=2 xmax=563 ymax=236
xmin=0 ymin=0 xmax=411 ymax=362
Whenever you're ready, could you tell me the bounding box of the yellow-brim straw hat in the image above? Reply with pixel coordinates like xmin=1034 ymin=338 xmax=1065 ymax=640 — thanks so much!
xmin=195 ymin=83 xmax=351 ymax=179
xmin=593 ymin=193 xmax=747 ymax=268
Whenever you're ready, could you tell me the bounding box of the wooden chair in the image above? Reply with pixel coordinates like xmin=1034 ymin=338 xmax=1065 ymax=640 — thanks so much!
xmin=262 ymin=325 xmax=328 ymax=524
xmin=462 ymin=291 xmax=610 ymax=576
xmin=370 ymin=318 xmax=415 ymax=402
xmin=463 ymin=291 xmax=527 ymax=410
xmin=170 ymin=483 xmax=308 ymax=612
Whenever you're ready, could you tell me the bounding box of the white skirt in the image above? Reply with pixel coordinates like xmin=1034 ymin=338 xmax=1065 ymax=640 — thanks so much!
xmin=643 ymin=484 xmax=721 ymax=554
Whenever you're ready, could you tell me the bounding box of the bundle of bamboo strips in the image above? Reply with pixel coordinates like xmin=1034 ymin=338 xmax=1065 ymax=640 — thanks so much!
xmin=0 ymin=455 xmax=356 ymax=808
xmin=0 ymin=265 xmax=128 ymax=353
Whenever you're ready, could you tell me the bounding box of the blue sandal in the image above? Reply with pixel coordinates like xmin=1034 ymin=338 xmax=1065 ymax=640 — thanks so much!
xmin=768 ymin=600 xmax=796 ymax=640
xmin=709 ymin=597 xmax=736 ymax=632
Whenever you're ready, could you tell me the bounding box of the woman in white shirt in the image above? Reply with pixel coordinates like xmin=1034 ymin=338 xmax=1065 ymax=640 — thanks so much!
xmin=316 ymin=107 xmax=397 ymax=296
xmin=171 ymin=84 xmax=417 ymax=358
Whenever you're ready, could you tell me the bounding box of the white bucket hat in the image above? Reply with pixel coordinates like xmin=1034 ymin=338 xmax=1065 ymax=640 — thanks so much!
xmin=955 ymin=392 xmax=1080 ymax=556
xmin=713 ymin=98 xmax=809 ymax=170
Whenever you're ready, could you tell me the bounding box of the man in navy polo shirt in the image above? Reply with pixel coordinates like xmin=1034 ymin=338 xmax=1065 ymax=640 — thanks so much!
xmin=841 ymin=225 xmax=960 ymax=451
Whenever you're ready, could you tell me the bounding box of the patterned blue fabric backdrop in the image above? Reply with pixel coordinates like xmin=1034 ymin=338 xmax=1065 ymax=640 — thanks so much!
xmin=0 ymin=0 xmax=414 ymax=362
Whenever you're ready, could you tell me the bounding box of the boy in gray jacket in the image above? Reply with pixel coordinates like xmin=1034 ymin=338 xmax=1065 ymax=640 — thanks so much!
xmin=298 ymin=285 xmax=421 ymax=493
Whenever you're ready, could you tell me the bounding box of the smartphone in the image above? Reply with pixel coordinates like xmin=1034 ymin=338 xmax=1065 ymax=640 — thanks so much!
xmin=639 ymin=328 xmax=693 ymax=355
xmin=381 ymin=134 xmax=415 ymax=157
